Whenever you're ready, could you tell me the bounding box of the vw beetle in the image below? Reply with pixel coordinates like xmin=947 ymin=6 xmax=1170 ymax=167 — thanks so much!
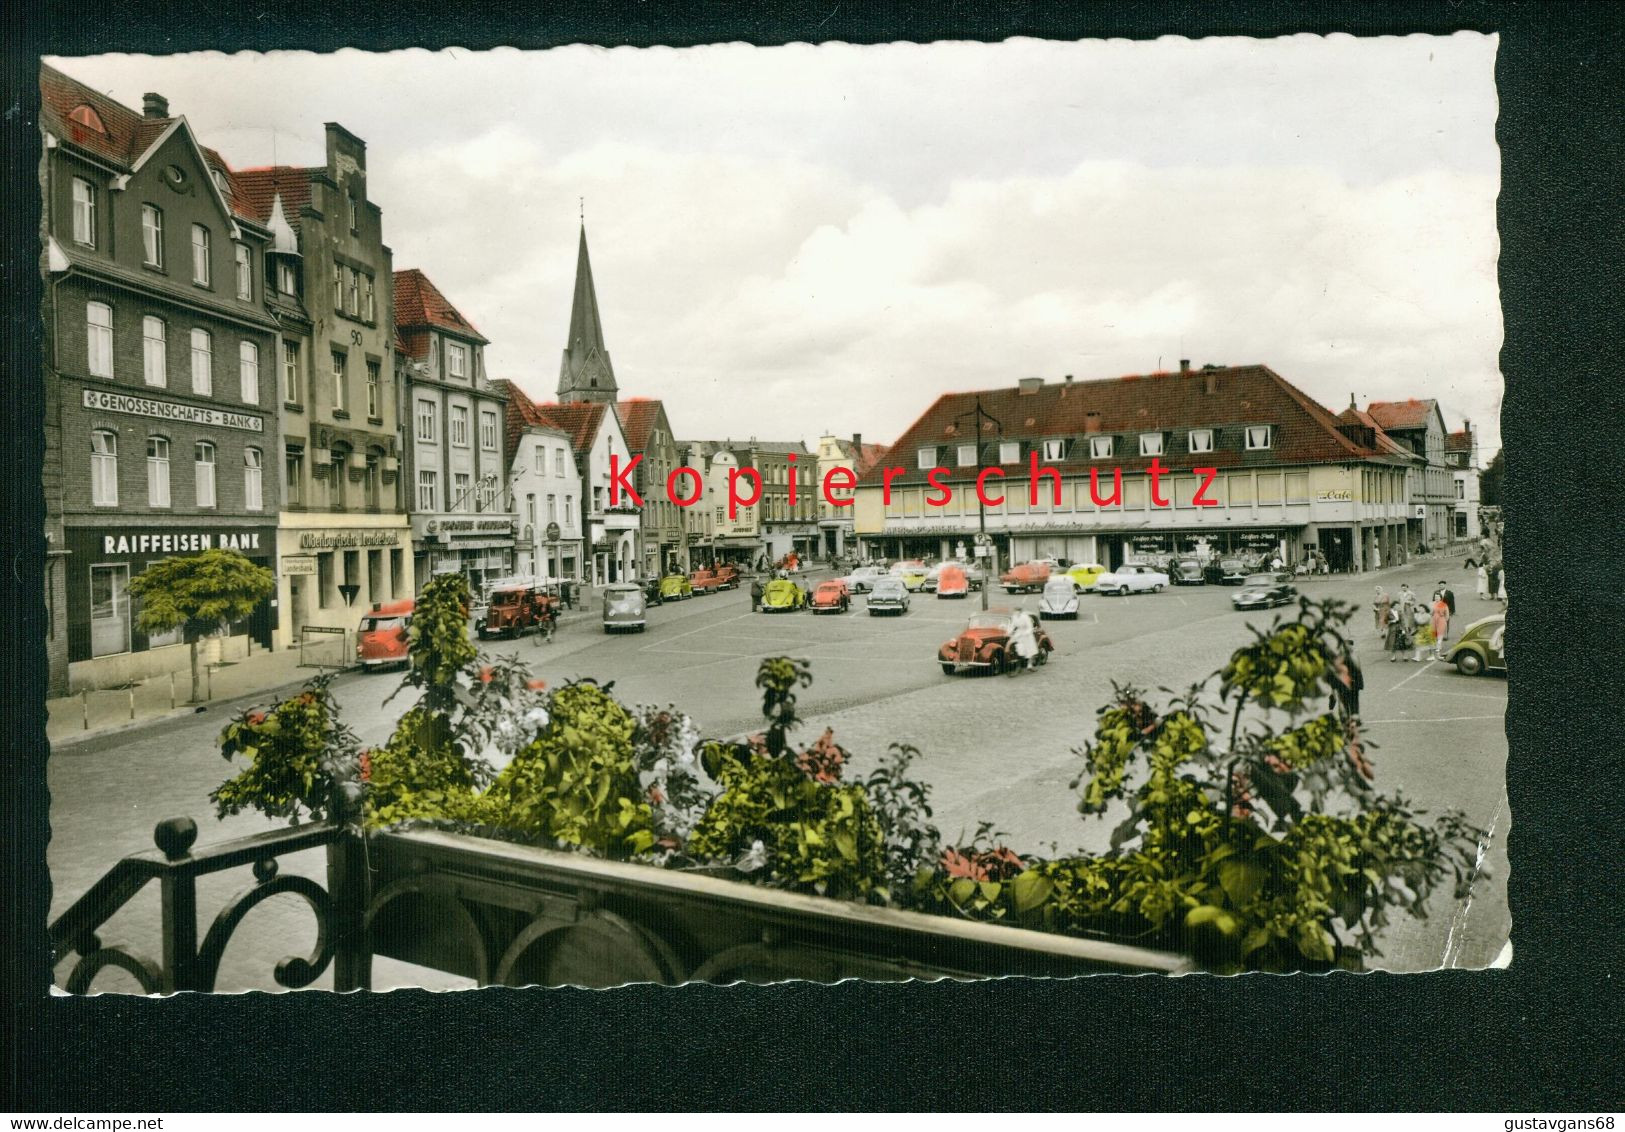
xmin=1446 ymin=614 xmax=1506 ymax=677
xmin=659 ymin=573 xmax=694 ymax=601
xmin=809 ymin=579 xmax=851 ymax=614
xmin=760 ymin=577 xmax=808 ymax=612
xmin=1038 ymin=576 xmax=1080 ymax=619
xmin=935 ymin=563 xmax=971 ymax=598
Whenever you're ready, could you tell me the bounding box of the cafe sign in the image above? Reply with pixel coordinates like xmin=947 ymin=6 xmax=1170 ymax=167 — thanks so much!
xmin=1316 ymin=489 xmax=1353 ymax=502
xmin=83 ymin=389 xmax=263 ymax=433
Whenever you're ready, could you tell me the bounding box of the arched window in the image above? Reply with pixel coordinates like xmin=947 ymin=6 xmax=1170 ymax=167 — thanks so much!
xmin=90 ymin=430 xmax=118 ymax=506
xmin=243 ymin=447 xmax=263 ymax=511
xmin=147 ymin=436 xmax=170 ymax=508
xmin=195 ymin=441 xmax=217 ymax=508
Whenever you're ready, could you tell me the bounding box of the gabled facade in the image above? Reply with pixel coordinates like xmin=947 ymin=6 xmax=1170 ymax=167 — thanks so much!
xmin=615 ymin=398 xmax=688 ymax=575
xmin=495 ymin=380 xmax=585 ymax=581
xmin=815 ymin=432 xmax=888 ymax=558
xmin=1366 ymin=398 xmax=1456 ymax=549
xmin=394 ymin=268 xmax=513 ymax=593
xmin=41 ymin=64 xmax=283 ymax=691
xmin=680 ymin=441 xmax=763 ymax=566
xmin=233 ymin=122 xmax=412 ymax=647
xmin=1444 ymin=421 xmax=1481 ymax=542
xmin=751 ymin=441 xmax=818 ymax=563
xmin=855 ymin=364 xmax=1414 ymax=574
xmin=537 ymin=400 xmax=641 ymax=583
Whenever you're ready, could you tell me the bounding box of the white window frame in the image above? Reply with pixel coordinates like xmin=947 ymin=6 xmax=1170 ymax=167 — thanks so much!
xmin=1089 ymin=435 xmax=1114 ymax=459
xmin=1042 ymin=438 xmax=1068 ymax=462
xmin=194 ymin=442 xmax=217 ymax=508
xmin=239 ymin=340 xmax=259 ymax=404
xmin=234 ymin=243 xmax=252 ymax=300
xmin=480 ymin=410 xmax=498 ymax=451
xmin=190 ymin=328 xmax=213 ymax=395
xmin=244 ymin=447 xmax=263 ymax=511
xmin=998 ymin=441 xmax=1019 ymax=464
xmin=191 ymin=224 xmax=211 ymax=286
xmin=348 ymin=194 xmax=358 ymax=232
xmin=1139 ymin=433 xmax=1164 ymax=457
xmin=345 ymin=267 xmax=359 ymax=316
xmin=1188 ymin=429 xmax=1214 ymax=454
xmin=416 ymin=399 xmax=436 ymax=442
xmin=955 ymin=443 xmax=978 ymax=467
xmin=554 ymin=450 xmax=565 ymax=477
xmin=331 ymin=263 xmax=343 ymax=311
xmin=331 ymin=350 xmax=347 ymax=413
xmin=72 ymin=178 xmax=96 ymax=246
xmin=451 ymin=405 xmax=470 ymax=447
xmin=454 ymin=472 xmax=472 ymax=512
xmin=277 ymin=259 xmax=297 ymax=295
xmin=416 ymin=470 xmax=438 ymax=511
xmin=1245 ymin=425 xmax=1273 ymax=451
xmin=141 ymin=205 xmax=163 ymax=267
xmin=285 ymin=447 xmax=304 ymax=506
xmin=916 ymin=446 xmax=935 ymax=470
xmin=547 ymin=494 xmax=557 ymax=523
xmin=533 ymin=447 xmax=544 ymax=475
xmin=363 ymin=275 xmax=375 ymax=322
xmin=86 ymin=302 xmax=113 ymax=378
xmin=281 ymin=340 xmax=299 ymax=403
xmin=565 ymin=495 xmax=574 ymax=524
xmin=366 ymin=360 xmax=380 ymax=419
xmin=146 ymin=436 xmax=170 ymax=508
xmin=91 ymin=430 xmax=118 ymax=506
xmin=142 ymin=316 xmax=166 ymax=387
xmin=446 ymin=342 xmax=468 ymax=380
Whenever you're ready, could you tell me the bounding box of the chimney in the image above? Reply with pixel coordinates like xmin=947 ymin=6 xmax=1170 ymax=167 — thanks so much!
xmin=1018 ymin=376 xmax=1043 ymax=394
xmin=1203 ymin=368 xmax=1218 ymax=395
xmin=851 ymin=432 xmax=862 ymax=452
xmin=142 ymin=93 xmax=169 ymax=119
xmin=1064 ymin=374 xmax=1074 ymax=384
xmin=1084 ymin=411 xmax=1101 ymax=434
xmin=1179 ymin=358 xmax=1190 ymax=373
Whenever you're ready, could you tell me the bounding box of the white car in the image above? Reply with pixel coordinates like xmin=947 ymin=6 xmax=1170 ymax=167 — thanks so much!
xmin=840 ymin=565 xmax=889 ymax=594
xmin=1094 ymin=563 xmax=1170 ymax=595
xmin=1038 ymin=576 xmax=1079 ymax=619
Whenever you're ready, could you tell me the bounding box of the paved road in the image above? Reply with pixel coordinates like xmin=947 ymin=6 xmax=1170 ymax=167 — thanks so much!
xmin=47 ymin=560 xmax=1508 ymax=990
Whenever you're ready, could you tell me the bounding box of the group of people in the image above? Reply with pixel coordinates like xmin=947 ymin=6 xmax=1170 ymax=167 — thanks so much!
xmin=1374 ymin=581 xmax=1457 ymax=663
xmin=1475 ymin=562 xmax=1509 ymax=604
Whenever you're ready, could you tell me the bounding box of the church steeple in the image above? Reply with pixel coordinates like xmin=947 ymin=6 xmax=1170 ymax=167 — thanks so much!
xmin=557 ymin=221 xmax=617 ymax=403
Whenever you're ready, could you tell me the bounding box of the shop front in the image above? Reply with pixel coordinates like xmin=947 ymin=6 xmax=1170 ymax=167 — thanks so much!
xmin=411 ymin=515 xmax=517 ymax=595
xmin=275 ymin=515 xmax=414 ymax=651
xmin=64 ymin=522 xmax=278 ymax=691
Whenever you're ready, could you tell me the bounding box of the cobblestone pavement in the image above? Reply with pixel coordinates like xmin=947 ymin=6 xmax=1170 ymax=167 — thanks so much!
xmin=46 ymin=562 xmax=1508 ymax=991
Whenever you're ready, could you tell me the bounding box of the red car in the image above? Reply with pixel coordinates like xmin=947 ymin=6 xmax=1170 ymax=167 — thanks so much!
xmin=936 ymin=564 xmax=970 ymax=598
xmin=357 ymin=599 xmax=415 ymax=670
xmin=999 ymin=561 xmax=1051 ymax=594
xmin=689 ymin=567 xmax=723 ymax=595
xmin=714 ymin=564 xmax=741 ymax=589
xmin=938 ymin=611 xmax=1053 ymax=675
xmin=810 ymin=580 xmax=851 ymax=614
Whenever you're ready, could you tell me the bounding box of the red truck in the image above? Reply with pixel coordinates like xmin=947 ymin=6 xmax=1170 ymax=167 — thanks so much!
xmin=478 ymin=584 xmax=556 ymax=639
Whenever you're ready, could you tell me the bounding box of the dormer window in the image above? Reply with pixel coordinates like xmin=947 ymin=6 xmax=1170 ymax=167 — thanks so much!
xmin=998 ymin=441 xmax=1019 ymax=464
xmin=916 ymin=446 xmax=936 ymax=470
xmin=1138 ymin=433 xmax=1164 ymax=457
xmin=956 ymin=444 xmax=978 ymax=467
xmin=1042 ymin=438 xmax=1069 ymax=462
xmin=1245 ymin=426 xmax=1273 ymax=451
xmin=1188 ymin=429 xmax=1214 ymax=454
xmin=68 ymin=104 xmax=107 ymax=134
xmin=1089 ymin=435 xmax=1114 ymax=459
xmin=211 ymin=169 xmax=228 ymax=194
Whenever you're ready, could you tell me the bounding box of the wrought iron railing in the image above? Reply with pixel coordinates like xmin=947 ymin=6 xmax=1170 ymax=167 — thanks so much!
xmin=48 ymin=814 xmax=368 ymax=994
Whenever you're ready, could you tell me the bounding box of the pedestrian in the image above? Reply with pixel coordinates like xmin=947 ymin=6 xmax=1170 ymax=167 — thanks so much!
xmin=1431 ymin=594 xmax=1451 ymax=660
xmin=1330 ymin=650 xmax=1364 ymax=717
xmin=1384 ymin=604 xmax=1409 ymax=662
xmin=1008 ymin=607 xmax=1040 ymax=675
xmin=1411 ymin=600 xmax=1434 ymax=663
xmin=1397 ymin=583 xmax=1415 ymax=622
xmin=1476 ymin=564 xmax=1490 ymax=600
xmin=1487 ymin=562 xmax=1502 ymax=602
xmin=1435 ymin=580 xmax=1456 ymax=617
xmin=749 ymin=577 xmax=763 ymax=612
xmin=1497 ymin=569 xmax=1508 ymax=604
xmin=1373 ymin=586 xmax=1391 ymax=637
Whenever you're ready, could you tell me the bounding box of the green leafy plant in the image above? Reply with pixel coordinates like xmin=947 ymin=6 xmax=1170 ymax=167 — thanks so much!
xmin=212 ymin=675 xmax=361 ymax=824
xmin=129 ymin=548 xmax=275 ymax=702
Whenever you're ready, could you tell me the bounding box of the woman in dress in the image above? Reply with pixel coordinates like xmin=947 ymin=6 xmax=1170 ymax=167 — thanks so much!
xmin=1476 ymin=564 xmax=1490 ymax=600
xmin=1008 ymin=608 xmax=1039 ymax=675
xmin=1430 ymin=595 xmax=1451 ymax=660
xmin=1384 ymin=604 xmax=1409 ymax=662
xmin=1412 ymin=600 xmax=1435 ymax=662
xmin=1373 ymin=586 xmax=1392 ymax=638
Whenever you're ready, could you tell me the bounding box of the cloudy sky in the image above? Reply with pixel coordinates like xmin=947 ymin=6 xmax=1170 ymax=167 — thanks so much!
xmin=55 ymin=34 xmax=1503 ymax=455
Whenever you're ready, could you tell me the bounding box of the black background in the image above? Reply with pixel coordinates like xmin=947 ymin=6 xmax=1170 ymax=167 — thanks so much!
xmin=5 ymin=1 xmax=1622 ymax=1112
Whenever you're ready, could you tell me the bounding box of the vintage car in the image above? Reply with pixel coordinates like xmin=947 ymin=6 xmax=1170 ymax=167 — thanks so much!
xmin=1093 ymin=563 xmax=1170 ymax=596
xmin=1446 ymin=614 xmax=1506 ymax=677
xmin=1208 ymin=557 xmax=1250 ymax=586
xmin=713 ymin=563 xmax=741 ymax=589
xmin=1063 ymin=563 xmax=1108 ymax=591
xmin=760 ymin=578 xmax=808 ymax=612
xmin=1232 ymin=573 xmax=1298 ymax=610
xmin=923 ymin=559 xmax=984 ymax=592
xmin=889 ymin=560 xmax=931 ymax=591
xmin=689 ymin=567 xmax=724 ymax=595
xmin=938 ymin=610 xmax=1053 ymax=675
xmin=809 ymin=580 xmax=851 ymax=614
xmin=1171 ymin=558 xmax=1206 ymax=586
xmin=477 ymin=584 xmax=552 ymax=639
xmin=999 ymin=561 xmax=1052 ymax=594
xmin=642 ymin=576 xmax=665 ymax=606
xmin=866 ymin=577 xmax=911 ymax=616
xmin=935 ymin=564 xmax=971 ymax=598
xmin=356 ymin=600 xmax=415 ymax=670
xmin=840 ymin=565 xmax=889 ymax=594
xmin=1038 ymin=576 xmax=1080 ymax=619
xmin=659 ymin=573 xmax=694 ymax=601
xmin=602 ymin=583 xmax=647 ymax=633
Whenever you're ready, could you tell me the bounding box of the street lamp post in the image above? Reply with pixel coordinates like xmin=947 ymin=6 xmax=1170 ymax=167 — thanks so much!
xmin=955 ymin=398 xmax=1003 ymax=611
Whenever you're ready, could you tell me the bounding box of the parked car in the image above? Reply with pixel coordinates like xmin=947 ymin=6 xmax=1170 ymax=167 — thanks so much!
xmin=841 ymin=565 xmax=889 ymax=594
xmin=659 ymin=573 xmax=694 ymax=601
xmin=760 ymin=578 xmax=808 ymax=612
xmin=1064 ymin=562 xmax=1108 ymax=591
xmin=1094 ymin=563 xmax=1170 ymax=595
xmin=642 ymin=577 xmax=665 ymax=606
xmin=1446 ymin=614 xmax=1506 ymax=677
xmin=602 ymin=583 xmax=647 ymax=633
xmin=1232 ymin=573 xmax=1298 ymax=610
xmin=889 ymin=560 xmax=931 ymax=591
xmin=935 ymin=564 xmax=971 ymax=598
xmin=1171 ymin=558 xmax=1206 ymax=586
xmin=924 ymin=559 xmax=984 ymax=592
xmin=810 ymin=580 xmax=851 ymax=614
xmin=478 ymin=584 xmax=552 ymax=639
xmin=713 ymin=563 xmax=741 ymax=590
xmin=938 ymin=610 xmax=1054 ymax=675
xmin=866 ymin=577 xmax=911 ymax=616
xmin=1212 ymin=558 xmax=1250 ymax=586
xmin=689 ymin=567 xmax=723 ymax=595
xmin=1038 ymin=576 xmax=1080 ymax=619
xmin=357 ymin=599 xmax=415 ymax=670
xmin=1000 ymin=561 xmax=1052 ymax=594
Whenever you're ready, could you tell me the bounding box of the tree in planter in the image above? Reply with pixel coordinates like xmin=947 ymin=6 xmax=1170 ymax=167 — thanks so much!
xmin=128 ymin=549 xmax=275 ymax=702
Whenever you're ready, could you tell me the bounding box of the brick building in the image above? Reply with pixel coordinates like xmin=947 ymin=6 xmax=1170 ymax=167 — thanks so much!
xmin=41 ymin=65 xmax=283 ymax=692
xmin=614 ymin=398 xmax=688 ymax=576
xmin=495 ymin=379 xmax=586 ymax=582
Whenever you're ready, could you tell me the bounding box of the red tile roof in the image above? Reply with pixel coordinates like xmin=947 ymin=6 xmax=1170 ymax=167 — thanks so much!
xmin=863 ymin=365 xmax=1409 ymax=487
xmin=1336 ymin=405 xmax=1417 ymax=461
xmin=539 ymin=401 xmax=610 ymax=456
xmin=493 ymin=380 xmax=564 ymax=465
xmin=1367 ymin=398 xmax=1438 ymax=431
xmin=393 ymin=268 xmax=488 ymax=347
xmin=231 ymin=166 xmax=316 ymax=229
xmin=614 ymin=399 xmax=665 ymax=454
xmin=853 ymin=442 xmax=890 ymax=479
xmin=1444 ymin=428 xmax=1474 ymax=453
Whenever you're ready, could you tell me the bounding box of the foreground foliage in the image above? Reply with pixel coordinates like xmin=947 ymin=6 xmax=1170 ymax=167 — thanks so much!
xmin=215 ymin=583 xmax=1483 ymax=971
